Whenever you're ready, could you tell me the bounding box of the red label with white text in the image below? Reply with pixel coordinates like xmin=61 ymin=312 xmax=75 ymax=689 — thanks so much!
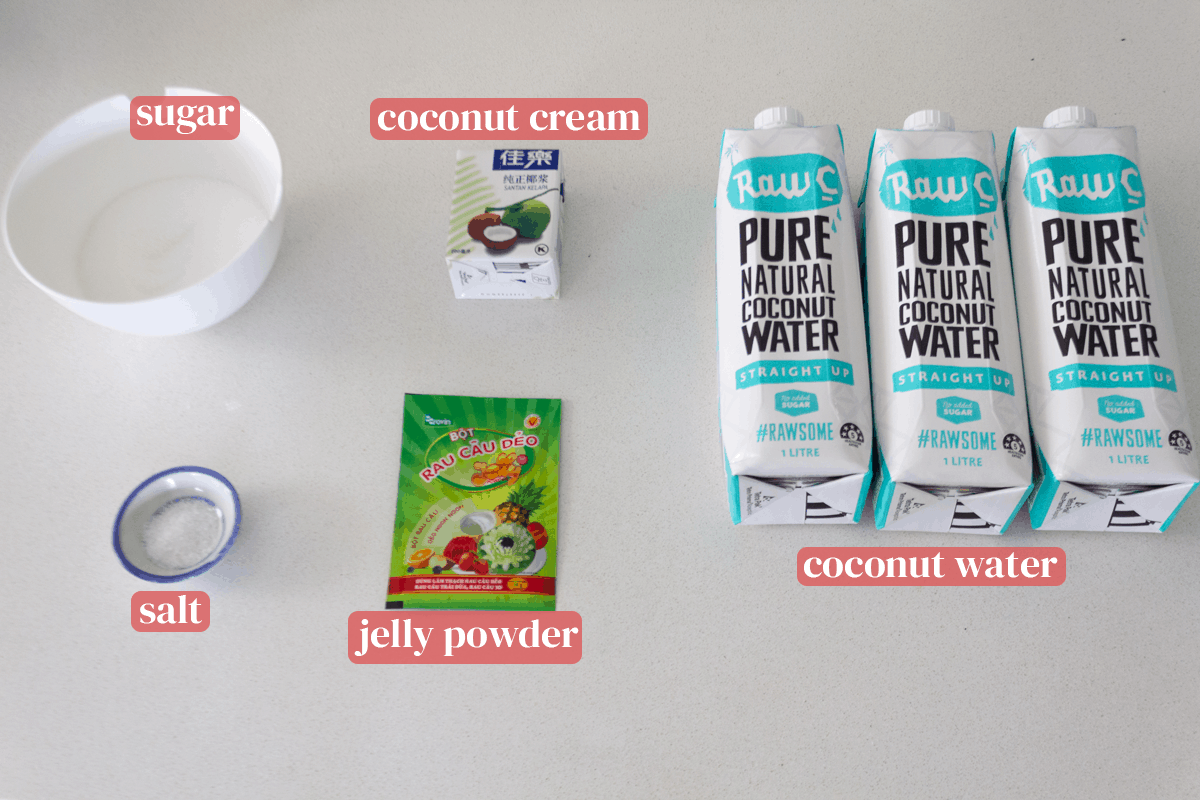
xmin=348 ymin=610 xmax=582 ymax=664
xmin=130 ymin=96 xmax=240 ymax=140
xmin=131 ymin=591 xmax=210 ymax=631
xmin=798 ymin=547 xmax=1066 ymax=586
xmin=387 ymin=575 xmax=555 ymax=596
xmin=370 ymin=98 xmax=647 ymax=140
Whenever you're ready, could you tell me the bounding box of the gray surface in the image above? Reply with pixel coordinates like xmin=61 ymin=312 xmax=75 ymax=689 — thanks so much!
xmin=2 ymin=2 xmax=1199 ymax=798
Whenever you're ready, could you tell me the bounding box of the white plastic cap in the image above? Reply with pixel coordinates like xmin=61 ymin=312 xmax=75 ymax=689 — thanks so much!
xmin=1043 ymin=106 xmax=1097 ymax=129
xmin=754 ymin=106 xmax=803 ymax=129
xmin=903 ymin=109 xmax=955 ymax=131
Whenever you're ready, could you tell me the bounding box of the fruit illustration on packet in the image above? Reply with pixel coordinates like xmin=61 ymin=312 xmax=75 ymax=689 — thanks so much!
xmin=471 ymin=450 xmax=527 ymax=486
xmin=429 ymin=482 xmax=549 ymax=576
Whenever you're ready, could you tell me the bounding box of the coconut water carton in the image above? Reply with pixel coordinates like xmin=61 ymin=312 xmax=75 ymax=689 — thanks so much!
xmin=445 ymin=148 xmax=563 ymax=299
xmin=716 ymin=107 xmax=874 ymax=525
xmin=862 ymin=111 xmax=1032 ymax=532
xmin=1004 ymin=107 xmax=1199 ymax=530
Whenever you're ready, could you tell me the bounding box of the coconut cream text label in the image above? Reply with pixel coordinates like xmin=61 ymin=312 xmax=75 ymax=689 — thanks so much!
xmin=371 ymin=98 xmax=648 ymax=140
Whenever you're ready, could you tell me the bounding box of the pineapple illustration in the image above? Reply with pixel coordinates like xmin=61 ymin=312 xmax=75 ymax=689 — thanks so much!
xmin=494 ymin=482 xmax=545 ymax=527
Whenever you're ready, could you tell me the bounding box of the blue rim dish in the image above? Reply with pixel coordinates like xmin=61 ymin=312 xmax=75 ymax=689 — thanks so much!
xmin=113 ymin=466 xmax=241 ymax=583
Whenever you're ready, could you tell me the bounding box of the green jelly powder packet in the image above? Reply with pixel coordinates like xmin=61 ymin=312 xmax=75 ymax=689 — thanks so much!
xmin=386 ymin=394 xmax=561 ymax=610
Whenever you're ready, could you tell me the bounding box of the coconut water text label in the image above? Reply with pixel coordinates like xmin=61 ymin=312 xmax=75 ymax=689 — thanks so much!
xmin=798 ymin=547 xmax=1065 ymax=586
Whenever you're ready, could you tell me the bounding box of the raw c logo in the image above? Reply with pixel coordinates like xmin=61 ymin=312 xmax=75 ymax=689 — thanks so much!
xmin=878 ymin=158 xmax=997 ymax=216
xmin=727 ymin=153 xmax=842 ymax=212
xmin=1023 ymin=155 xmax=1145 ymax=214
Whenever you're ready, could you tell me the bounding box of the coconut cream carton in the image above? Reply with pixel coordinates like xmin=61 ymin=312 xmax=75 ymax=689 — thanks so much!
xmin=445 ymin=148 xmax=563 ymax=299
xmin=1004 ymin=106 xmax=1199 ymax=531
xmin=862 ymin=110 xmax=1032 ymax=532
xmin=716 ymin=107 xmax=874 ymax=525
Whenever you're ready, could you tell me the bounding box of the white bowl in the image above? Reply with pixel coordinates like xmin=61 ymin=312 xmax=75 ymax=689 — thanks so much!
xmin=114 ymin=466 xmax=241 ymax=582
xmin=2 ymin=88 xmax=283 ymax=335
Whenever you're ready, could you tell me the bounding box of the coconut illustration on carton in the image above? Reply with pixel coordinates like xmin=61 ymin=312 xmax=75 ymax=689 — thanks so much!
xmin=466 ymin=212 xmax=516 ymax=251
xmin=467 ymin=195 xmax=553 ymax=252
xmin=502 ymin=198 xmax=551 ymax=238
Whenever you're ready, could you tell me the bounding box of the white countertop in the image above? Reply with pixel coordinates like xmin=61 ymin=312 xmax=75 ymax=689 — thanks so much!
xmin=3 ymin=2 xmax=1199 ymax=797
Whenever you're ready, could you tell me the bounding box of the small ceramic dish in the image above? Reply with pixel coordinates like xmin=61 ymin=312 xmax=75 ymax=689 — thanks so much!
xmin=114 ymin=466 xmax=241 ymax=582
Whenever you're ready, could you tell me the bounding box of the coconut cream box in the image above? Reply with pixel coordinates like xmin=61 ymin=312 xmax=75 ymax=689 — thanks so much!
xmin=716 ymin=107 xmax=874 ymax=525
xmin=1004 ymin=107 xmax=1199 ymax=531
xmin=862 ymin=111 xmax=1032 ymax=533
xmin=445 ymin=148 xmax=563 ymax=299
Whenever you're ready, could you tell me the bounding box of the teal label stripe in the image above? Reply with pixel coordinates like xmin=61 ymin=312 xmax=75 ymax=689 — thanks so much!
xmin=1049 ymin=363 xmax=1177 ymax=391
xmin=736 ymin=359 xmax=854 ymax=388
xmin=892 ymin=365 xmax=1015 ymax=395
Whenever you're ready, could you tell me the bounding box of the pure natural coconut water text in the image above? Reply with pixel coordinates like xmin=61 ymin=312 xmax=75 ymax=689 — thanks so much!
xmin=716 ymin=107 xmax=873 ymax=525
xmin=862 ymin=110 xmax=1032 ymax=532
xmin=1005 ymin=106 xmax=1199 ymax=530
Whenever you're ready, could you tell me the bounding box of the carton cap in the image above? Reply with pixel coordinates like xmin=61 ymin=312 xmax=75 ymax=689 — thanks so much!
xmin=1043 ymin=106 xmax=1098 ymax=128
xmin=903 ymin=109 xmax=955 ymax=131
xmin=754 ymin=106 xmax=803 ymax=129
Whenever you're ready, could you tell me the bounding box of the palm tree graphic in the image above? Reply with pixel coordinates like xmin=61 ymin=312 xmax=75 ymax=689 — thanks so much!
xmin=875 ymin=141 xmax=893 ymax=166
xmin=1017 ymin=140 xmax=1037 ymax=166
